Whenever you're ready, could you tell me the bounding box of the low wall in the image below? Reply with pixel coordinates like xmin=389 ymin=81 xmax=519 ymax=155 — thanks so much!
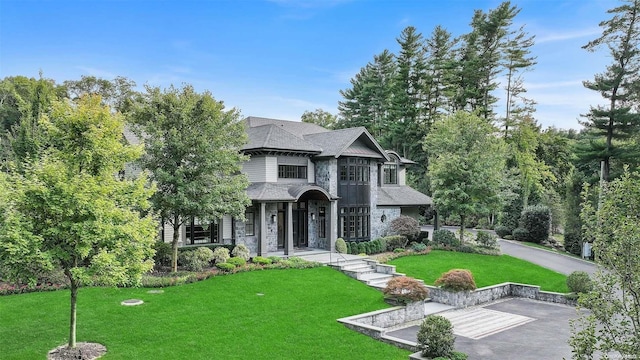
xmin=426 ymin=283 xmax=575 ymax=308
xmin=338 ymin=301 xmax=425 ymax=339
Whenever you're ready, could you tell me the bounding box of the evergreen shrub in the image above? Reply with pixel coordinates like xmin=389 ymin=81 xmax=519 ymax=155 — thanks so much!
xmin=512 ymin=227 xmax=529 ymax=242
xmin=335 ymin=238 xmax=347 ymax=254
xmin=476 ymin=231 xmax=498 ymax=248
xmin=494 ymin=225 xmax=511 ymax=238
xmin=153 ymin=241 xmax=172 ymax=268
xmin=563 ymin=230 xmax=583 ymax=256
xmin=226 ymin=257 xmax=246 ymax=267
xmin=212 ymin=247 xmax=230 ymax=264
xmin=179 ymin=247 xmax=214 ymax=271
xmin=417 ymin=315 xmax=455 ymax=359
xmin=357 ymin=242 xmax=367 ymax=254
xmin=385 ymin=235 xmax=408 ymax=250
xmin=432 ymin=230 xmax=459 ymax=247
xmin=215 ymin=262 xmax=235 ymax=272
xmin=520 ymin=204 xmax=551 ymax=243
xmin=252 ymin=256 xmax=272 ymax=265
xmin=349 ymin=242 xmax=358 ymax=255
xmin=567 ymin=271 xmax=593 ymax=294
xmin=231 ymin=244 xmax=250 ymax=261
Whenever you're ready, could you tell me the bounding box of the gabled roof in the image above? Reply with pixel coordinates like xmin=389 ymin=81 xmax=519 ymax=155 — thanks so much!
xmin=377 ymin=186 xmax=433 ymax=206
xmin=245 ymin=116 xmax=329 ymax=137
xmin=386 ymin=150 xmax=416 ymax=165
xmin=242 ymin=124 xmax=322 ymax=154
xmin=304 ymin=127 xmax=390 ymax=161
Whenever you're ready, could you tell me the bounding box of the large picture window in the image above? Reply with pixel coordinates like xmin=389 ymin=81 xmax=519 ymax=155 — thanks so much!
xmin=278 ymin=165 xmax=307 ymax=179
xmin=186 ymin=218 xmax=220 ymax=245
xmin=339 ymin=206 xmax=370 ymax=242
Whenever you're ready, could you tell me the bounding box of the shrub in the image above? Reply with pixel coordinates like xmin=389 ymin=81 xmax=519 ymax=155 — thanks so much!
xmin=267 ymin=256 xmax=281 ymax=263
xmin=178 ymin=247 xmax=214 ymax=272
xmin=393 ymin=248 xmax=405 ymax=253
xmin=456 ymin=229 xmax=475 ymax=243
xmin=335 ymin=238 xmax=347 ymax=254
xmin=503 ymin=234 xmax=514 ymax=240
xmin=411 ymin=242 xmax=427 ymax=252
xmin=231 ymin=244 xmax=250 ymax=261
xmin=417 ymin=230 xmax=430 ymax=245
xmin=435 ymin=269 xmax=476 ymax=292
xmin=357 ymin=242 xmax=367 ymax=254
xmin=344 ymin=241 xmax=351 ymax=254
xmin=376 ymin=237 xmax=388 ymax=252
xmin=494 ymin=225 xmax=511 ymax=238
xmin=476 ymin=231 xmax=498 ymax=248
xmin=212 ymin=247 xmax=230 ymax=264
xmin=349 ymin=242 xmax=358 ymax=255
xmin=226 ymin=257 xmax=246 ymax=267
xmin=520 ymin=204 xmax=551 ymax=243
xmin=390 ymin=215 xmax=420 ymax=241
xmin=417 ymin=315 xmax=455 ymax=359
xmin=252 ymin=256 xmax=272 ymax=265
xmin=512 ymin=227 xmax=529 ymax=242
xmin=564 ymin=230 xmax=583 ymax=256
xmin=567 ymin=271 xmax=593 ymax=294
xmin=382 ymin=276 xmax=429 ymax=304
xmin=215 ymin=262 xmax=235 ymax=272
xmin=432 ymin=229 xmax=459 ymax=247
xmin=153 ymin=241 xmax=172 ymax=268
xmin=385 ymin=235 xmax=408 ymax=250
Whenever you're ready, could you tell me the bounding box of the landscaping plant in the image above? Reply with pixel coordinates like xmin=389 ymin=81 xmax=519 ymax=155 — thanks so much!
xmin=335 ymin=238 xmax=347 ymax=253
xmin=417 ymin=315 xmax=456 ymax=359
xmin=179 ymin=247 xmax=214 ymax=271
xmin=382 ymin=276 xmax=429 ymax=305
xmin=231 ymin=244 xmax=250 ymax=261
xmin=435 ymin=269 xmax=477 ymax=291
xmin=389 ymin=215 xmax=420 ymax=241
xmin=566 ymin=271 xmax=592 ymax=294
xmin=212 ymin=247 xmax=230 ymax=264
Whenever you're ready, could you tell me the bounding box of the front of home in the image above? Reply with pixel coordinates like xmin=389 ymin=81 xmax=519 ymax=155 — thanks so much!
xmin=157 ymin=117 xmax=432 ymax=256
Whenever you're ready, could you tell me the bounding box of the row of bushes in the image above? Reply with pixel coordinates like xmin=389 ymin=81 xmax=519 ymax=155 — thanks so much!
xmin=335 ymin=234 xmax=419 ymax=255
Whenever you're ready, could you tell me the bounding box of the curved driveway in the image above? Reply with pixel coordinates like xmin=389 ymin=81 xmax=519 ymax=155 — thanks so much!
xmin=499 ymin=239 xmax=597 ymax=275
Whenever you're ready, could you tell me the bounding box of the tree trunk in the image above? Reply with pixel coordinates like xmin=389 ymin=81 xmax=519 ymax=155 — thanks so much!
xmin=172 ymin=214 xmax=180 ymax=272
xmin=460 ymin=214 xmax=465 ymax=244
xmin=65 ymin=270 xmax=78 ymax=349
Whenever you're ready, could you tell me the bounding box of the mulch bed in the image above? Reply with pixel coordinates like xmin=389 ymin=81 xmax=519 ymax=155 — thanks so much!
xmin=47 ymin=342 xmax=107 ymax=360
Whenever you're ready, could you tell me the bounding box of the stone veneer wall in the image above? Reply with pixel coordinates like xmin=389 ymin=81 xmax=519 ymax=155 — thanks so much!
xmin=235 ymin=203 xmax=279 ymax=254
xmin=371 ymin=207 xmax=400 ymax=239
xmin=314 ymin=159 xmax=337 ymax=195
xmin=307 ymin=200 xmax=330 ymax=250
xmin=426 ymin=283 xmax=576 ymax=308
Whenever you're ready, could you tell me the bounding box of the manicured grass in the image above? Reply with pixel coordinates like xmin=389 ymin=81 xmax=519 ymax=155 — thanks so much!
xmin=389 ymin=250 xmax=569 ymax=293
xmin=0 ymin=267 xmax=408 ymax=359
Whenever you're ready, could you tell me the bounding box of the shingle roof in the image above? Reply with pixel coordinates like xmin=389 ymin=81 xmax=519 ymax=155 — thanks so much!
xmin=246 ymin=182 xmax=338 ymax=201
xmin=242 ymin=124 xmax=322 ymax=153
xmin=377 ymin=186 xmax=433 ymax=206
xmin=245 ymin=116 xmax=328 ymax=137
xmin=303 ymin=127 xmax=389 ymax=160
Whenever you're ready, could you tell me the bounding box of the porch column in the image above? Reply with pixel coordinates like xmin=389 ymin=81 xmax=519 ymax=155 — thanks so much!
xmin=285 ymin=202 xmax=294 ymax=256
xmin=329 ymin=200 xmax=338 ymax=252
xmin=259 ymin=202 xmax=268 ymax=256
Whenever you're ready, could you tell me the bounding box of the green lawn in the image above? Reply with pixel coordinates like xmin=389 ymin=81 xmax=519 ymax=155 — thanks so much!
xmin=389 ymin=251 xmax=569 ymax=293
xmin=0 ymin=267 xmax=409 ymax=360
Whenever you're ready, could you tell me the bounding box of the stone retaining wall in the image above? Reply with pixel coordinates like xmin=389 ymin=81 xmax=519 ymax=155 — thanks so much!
xmin=338 ymin=301 xmax=425 ymax=338
xmin=426 ymin=282 xmax=576 ymax=308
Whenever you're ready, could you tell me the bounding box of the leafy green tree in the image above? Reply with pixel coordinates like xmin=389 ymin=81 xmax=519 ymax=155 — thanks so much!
xmin=579 ymin=0 xmax=640 ymax=181
xmin=63 ymin=75 xmax=137 ymax=113
xmin=130 ymin=84 xmax=250 ymax=272
xmin=570 ymin=168 xmax=640 ymax=358
xmin=300 ymin=108 xmax=337 ymax=129
xmin=0 ymin=95 xmax=157 ymax=349
xmin=425 ymin=111 xmax=507 ymax=243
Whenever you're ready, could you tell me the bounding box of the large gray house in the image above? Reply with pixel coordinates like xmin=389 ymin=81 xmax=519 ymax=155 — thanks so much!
xmin=157 ymin=117 xmax=432 ymax=256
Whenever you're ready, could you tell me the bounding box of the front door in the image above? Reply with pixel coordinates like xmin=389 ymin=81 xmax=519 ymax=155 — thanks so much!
xmin=292 ymin=202 xmax=307 ymax=248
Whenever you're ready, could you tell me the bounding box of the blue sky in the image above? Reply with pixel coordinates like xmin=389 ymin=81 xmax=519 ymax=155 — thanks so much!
xmin=0 ymin=0 xmax=615 ymax=130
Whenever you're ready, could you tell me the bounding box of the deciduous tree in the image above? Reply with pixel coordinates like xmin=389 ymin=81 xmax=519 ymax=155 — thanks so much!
xmin=130 ymin=85 xmax=250 ymax=272
xmin=425 ymin=111 xmax=506 ymax=243
xmin=0 ymin=95 xmax=157 ymax=349
xmin=300 ymin=108 xmax=337 ymax=129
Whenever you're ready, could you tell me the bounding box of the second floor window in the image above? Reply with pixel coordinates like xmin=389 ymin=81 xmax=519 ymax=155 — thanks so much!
xmin=278 ymin=165 xmax=307 ymax=179
xmin=383 ymin=164 xmax=398 ymax=185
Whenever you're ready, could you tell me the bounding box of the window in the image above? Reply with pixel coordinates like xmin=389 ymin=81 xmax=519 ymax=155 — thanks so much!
xmin=383 ymin=164 xmax=398 ymax=184
xmin=278 ymin=165 xmax=307 ymax=179
xmin=245 ymin=210 xmax=255 ymax=236
xmin=318 ymin=207 xmax=326 ymax=238
xmin=339 ymin=206 xmax=370 ymax=242
xmin=186 ymin=218 xmax=220 ymax=245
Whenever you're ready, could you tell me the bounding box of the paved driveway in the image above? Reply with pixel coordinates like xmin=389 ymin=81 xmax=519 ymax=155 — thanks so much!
xmin=499 ymin=239 xmax=597 ymax=275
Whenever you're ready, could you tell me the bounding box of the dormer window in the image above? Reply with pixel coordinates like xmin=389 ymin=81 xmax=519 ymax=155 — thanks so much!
xmin=383 ymin=163 xmax=398 ymax=185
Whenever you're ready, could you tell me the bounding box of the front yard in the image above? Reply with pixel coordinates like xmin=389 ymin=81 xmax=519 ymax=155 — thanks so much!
xmin=0 ymin=267 xmax=409 ymax=360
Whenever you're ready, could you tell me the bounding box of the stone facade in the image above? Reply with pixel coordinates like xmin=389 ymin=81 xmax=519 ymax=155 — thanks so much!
xmin=371 ymin=207 xmax=400 ymax=239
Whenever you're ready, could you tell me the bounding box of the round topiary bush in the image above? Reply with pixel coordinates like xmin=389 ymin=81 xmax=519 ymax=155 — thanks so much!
xmin=212 ymin=247 xmax=230 ymax=264
xmin=435 ymin=269 xmax=477 ymax=292
xmin=512 ymin=227 xmax=529 ymax=242
xmin=382 ymin=276 xmax=429 ymax=304
xmin=335 ymin=238 xmax=347 ymax=254
xmin=417 ymin=315 xmax=455 ymax=359
xmin=231 ymin=244 xmax=250 ymax=261
xmin=567 ymin=271 xmax=593 ymax=294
